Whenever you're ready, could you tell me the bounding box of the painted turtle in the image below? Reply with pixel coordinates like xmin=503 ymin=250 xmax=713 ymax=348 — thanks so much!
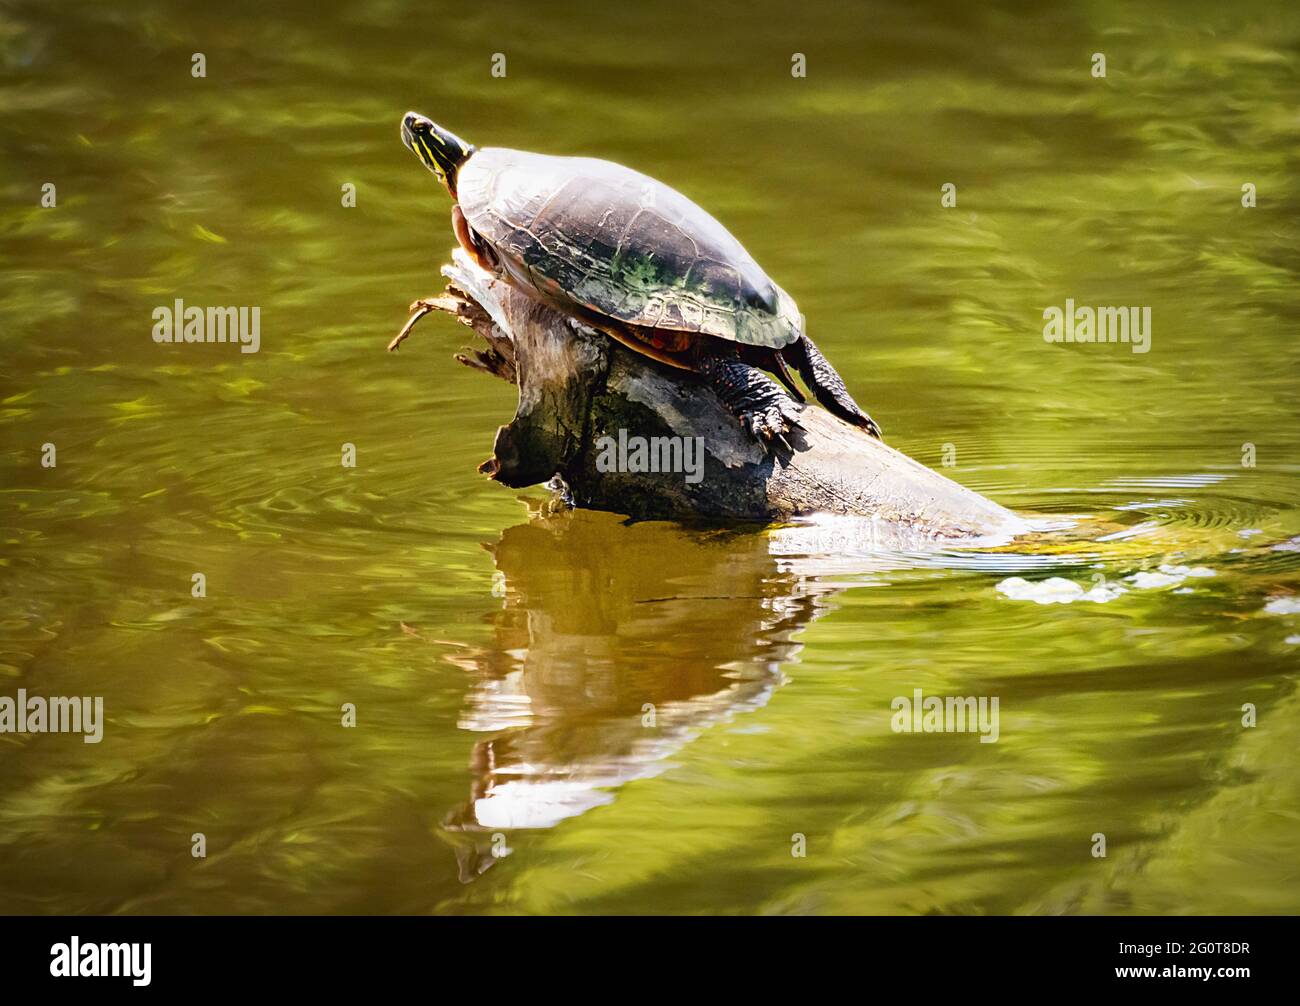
xmin=397 ymin=112 xmax=881 ymax=447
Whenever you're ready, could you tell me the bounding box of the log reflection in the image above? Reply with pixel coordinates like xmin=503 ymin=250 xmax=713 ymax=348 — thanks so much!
xmin=441 ymin=509 xmax=839 ymax=880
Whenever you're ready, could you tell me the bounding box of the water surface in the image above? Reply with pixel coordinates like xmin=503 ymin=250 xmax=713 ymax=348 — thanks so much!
xmin=1 ymin=0 xmax=1298 ymax=914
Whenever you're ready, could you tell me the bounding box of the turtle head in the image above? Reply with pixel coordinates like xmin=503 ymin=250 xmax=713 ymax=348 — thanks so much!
xmin=401 ymin=112 xmax=474 ymax=198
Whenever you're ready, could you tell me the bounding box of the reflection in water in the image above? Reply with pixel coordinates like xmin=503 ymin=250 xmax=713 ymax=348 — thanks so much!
xmin=441 ymin=510 xmax=836 ymax=879
xmin=437 ymin=494 xmax=1300 ymax=889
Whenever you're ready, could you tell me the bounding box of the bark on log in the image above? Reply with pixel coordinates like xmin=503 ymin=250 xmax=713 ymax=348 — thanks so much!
xmin=397 ymin=249 xmax=1031 ymax=540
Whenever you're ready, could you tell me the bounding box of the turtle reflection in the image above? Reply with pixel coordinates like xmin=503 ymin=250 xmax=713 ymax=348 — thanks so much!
xmin=441 ymin=509 xmax=834 ymax=879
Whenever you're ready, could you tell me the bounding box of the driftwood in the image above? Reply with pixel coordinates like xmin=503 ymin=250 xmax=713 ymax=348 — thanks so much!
xmin=394 ymin=249 xmax=1030 ymax=539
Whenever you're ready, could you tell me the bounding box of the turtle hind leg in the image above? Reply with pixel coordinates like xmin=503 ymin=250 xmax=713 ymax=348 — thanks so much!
xmin=699 ymin=351 xmax=804 ymax=451
xmin=783 ymin=333 xmax=883 ymax=440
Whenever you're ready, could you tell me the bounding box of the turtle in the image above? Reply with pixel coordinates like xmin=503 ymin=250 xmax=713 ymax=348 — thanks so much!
xmin=395 ymin=112 xmax=882 ymax=448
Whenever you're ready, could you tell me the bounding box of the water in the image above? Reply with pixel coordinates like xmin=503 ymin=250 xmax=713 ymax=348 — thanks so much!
xmin=1 ymin=0 xmax=1298 ymax=914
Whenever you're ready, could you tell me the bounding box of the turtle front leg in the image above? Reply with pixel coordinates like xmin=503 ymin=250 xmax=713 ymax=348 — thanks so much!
xmin=783 ymin=334 xmax=883 ymax=440
xmin=699 ymin=352 xmax=805 ymax=451
xmin=453 ymin=205 xmax=497 ymax=273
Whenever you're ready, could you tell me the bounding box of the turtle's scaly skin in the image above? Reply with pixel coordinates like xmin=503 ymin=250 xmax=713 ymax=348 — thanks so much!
xmin=457 ymin=149 xmax=802 ymax=350
xmin=784 ymin=334 xmax=882 ymax=438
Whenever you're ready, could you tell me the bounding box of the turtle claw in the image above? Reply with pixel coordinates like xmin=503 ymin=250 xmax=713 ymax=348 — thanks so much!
xmin=767 ymin=401 xmax=805 ymax=438
xmin=763 ymin=405 xmax=790 ymax=437
xmin=742 ymin=402 xmax=802 ymax=454
xmin=778 ymin=399 xmax=805 ymax=431
xmin=700 ymin=353 xmax=807 ymax=454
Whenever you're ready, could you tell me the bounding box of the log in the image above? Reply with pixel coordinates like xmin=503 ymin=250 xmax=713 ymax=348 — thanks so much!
xmin=394 ymin=249 xmax=1031 ymax=540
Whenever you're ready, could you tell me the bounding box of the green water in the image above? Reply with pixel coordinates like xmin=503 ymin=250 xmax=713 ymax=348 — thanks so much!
xmin=2 ymin=0 xmax=1298 ymax=914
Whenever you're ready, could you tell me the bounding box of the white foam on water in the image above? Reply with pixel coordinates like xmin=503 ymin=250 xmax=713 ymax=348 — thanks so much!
xmin=995 ymin=576 xmax=1124 ymax=605
xmin=996 ymin=564 xmax=1217 ymax=605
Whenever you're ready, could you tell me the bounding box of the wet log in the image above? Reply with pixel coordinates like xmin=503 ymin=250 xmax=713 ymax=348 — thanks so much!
xmin=393 ymin=248 xmax=1029 ymax=539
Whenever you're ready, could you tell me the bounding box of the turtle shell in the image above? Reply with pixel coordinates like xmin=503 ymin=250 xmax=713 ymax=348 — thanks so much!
xmin=456 ymin=148 xmax=802 ymax=349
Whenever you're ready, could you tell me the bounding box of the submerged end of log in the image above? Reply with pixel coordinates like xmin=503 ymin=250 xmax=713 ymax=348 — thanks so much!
xmin=397 ymin=249 xmax=1030 ymax=541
